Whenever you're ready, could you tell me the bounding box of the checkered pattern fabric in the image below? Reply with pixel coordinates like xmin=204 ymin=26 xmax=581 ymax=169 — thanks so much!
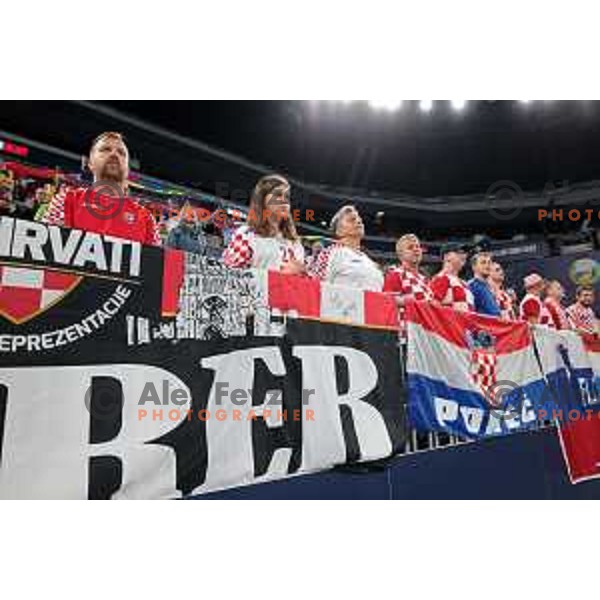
xmin=566 ymin=302 xmax=598 ymax=334
xmin=495 ymin=288 xmax=516 ymax=320
xmin=519 ymin=293 xmax=552 ymax=326
xmin=470 ymin=349 xmax=498 ymax=405
xmin=544 ymin=298 xmax=571 ymax=330
xmin=42 ymin=188 xmax=67 ymax=225
xmin=0 ymin=265 xmax=81 ymax=323
xmin=223 ymin=226 xmax=254 ymax=268
xmin=222 ymin=226 xmax=304 ymax=270
xmin=308 ymin=244 xmax=333 ymax=281
xmin=383 ymin=264 xmax=433 ymax=331
xmin=430 ymin=272 xmax=475 ymax=312
xmin=383 ymin=265 xmax=433 ymax=302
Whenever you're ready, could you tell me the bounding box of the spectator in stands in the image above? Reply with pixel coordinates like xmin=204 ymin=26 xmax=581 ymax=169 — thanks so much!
xmin=34 ymin=182 xmax=58 ymax=222
xmin=383 ymin=234 xmax=433 ymax=315
xmin=429 ymin=243 xmax=474 ymax=311
xmin=166 ymin=214 xmax=204 ymax=255
xmin=566 ymin=286 xmax=599 ymax=334
xmin=544 ymin=280 xmax=571 ymax=330
xmin=42 ymin=132 xmax=160 ymax=246
xmin=15 ymin=185 xmax=41 ymax=221
xmin=519 ymin=273 xmax=552 ymax=325
xmin=309 ymin=204 xmax=383 ymax=291
xmin=489 ymin=261 xmax=516 ymax=320
xmin=166 ymin=204 xmax=206 ymax=255
xmin=221 ymin=215 xmax=237 ymax=246
xmin=195 ymin=220 xmax=224 ymax=260
xmin=222 ymin=174 xmax=305 ymax=272
xmin=468 ymin=252 xmax=501 ymax=317
xmin=0 ymin=168 xmax=15 ymax=214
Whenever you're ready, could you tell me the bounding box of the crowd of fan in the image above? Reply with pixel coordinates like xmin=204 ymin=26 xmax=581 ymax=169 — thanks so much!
xmin=1 ymin=130 xmax=598 ymax=336
xmin=1 ymin=158 xmax=231 ymax=260
xmin=0 ymin=167 xmax=65 ymax=222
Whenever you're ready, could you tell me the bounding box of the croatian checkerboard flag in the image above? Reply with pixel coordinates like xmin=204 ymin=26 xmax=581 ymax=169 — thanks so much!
xmin=533 ymin=326 xmax=600 ymax=483
xmin=406 ymin=301 xmax=545 ymax=439
xmin=0 ymin=264 xmax=81 ymax=324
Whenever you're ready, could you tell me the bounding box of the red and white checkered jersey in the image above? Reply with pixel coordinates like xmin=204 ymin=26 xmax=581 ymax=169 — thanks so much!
xmin=383 ymin=264 xmax=433 ymax=301
xmin=222 ymin=225 xmax=305 ymax=271
xmin=566 ymin=302 xmax=598 ymax=334
xmin=42 ymin=186 xmax=68 ymax=225
xmin=42 ymin=187 xmax=161 ymax=246
xmin=519 ymin=293 xmax=553 ymax=326
xmin=495 ymin=288 xmax=516 ymax=320
xmin=308 ymin=242 xmax=383 ymax=292
xmin=429 ymin=271 xmax=474 ymax=312
xmin=544 ymin=297 xmax=571 ymax=330
xmin=383 ymin=264 xmax=433 ymax=334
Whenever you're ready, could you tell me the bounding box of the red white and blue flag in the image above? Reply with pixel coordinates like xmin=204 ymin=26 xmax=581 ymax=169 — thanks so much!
xmin=406 ymin=301 xmax=545 ymax=438
xmin=532 ymin=326 xmax=600 ymax=483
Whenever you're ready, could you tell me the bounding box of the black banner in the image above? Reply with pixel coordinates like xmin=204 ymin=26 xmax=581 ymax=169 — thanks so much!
xmin=0 ymin=218 xmax=406 ymax=498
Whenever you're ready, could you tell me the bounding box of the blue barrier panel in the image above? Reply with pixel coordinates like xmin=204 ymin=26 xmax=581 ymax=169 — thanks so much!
xmin=198 ymin=427 xmax=600 ymax=499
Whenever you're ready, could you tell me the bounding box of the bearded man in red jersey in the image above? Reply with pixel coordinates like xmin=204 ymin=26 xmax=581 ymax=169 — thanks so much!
xmin=43 ymin=132 xmax=160 ymax=246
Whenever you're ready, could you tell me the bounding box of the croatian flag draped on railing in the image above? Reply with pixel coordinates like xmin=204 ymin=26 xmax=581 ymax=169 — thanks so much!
xmin=405 ymin=301 xmax=547 ymax=439
xmin=3 ymin=217 xmax=600 ymax=497
xmin=406 ymin=300 xmax=600 ymax=482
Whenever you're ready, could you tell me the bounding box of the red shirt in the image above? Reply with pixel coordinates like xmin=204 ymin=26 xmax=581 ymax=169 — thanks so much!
xmin=519 ymin=293 xmax=553 ymax=326
xmin=384 ymin=264 xmax=433 ymax=330
xmin=495 ymin=288 xmax=516 ymax=320
xmin=544 ymin=297 xmax=571 ymax=330
xmin=43 ymin=187 xmax=161 ymax=246
xmin=429 ymin=271 xmax=474 ymax=312
xmin=566 ymin=302 xmax=597 ymax=334
xmin=383 ymin=265 xmax=433 ymax=301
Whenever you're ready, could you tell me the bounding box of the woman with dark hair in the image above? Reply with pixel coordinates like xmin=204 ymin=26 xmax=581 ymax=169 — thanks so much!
xmin=222 ymin=174 xmax=305 ymax=273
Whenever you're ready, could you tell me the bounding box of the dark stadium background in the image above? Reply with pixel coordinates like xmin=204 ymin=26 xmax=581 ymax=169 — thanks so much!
xmin=2 ymin=100 xmax=600 ymax=242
